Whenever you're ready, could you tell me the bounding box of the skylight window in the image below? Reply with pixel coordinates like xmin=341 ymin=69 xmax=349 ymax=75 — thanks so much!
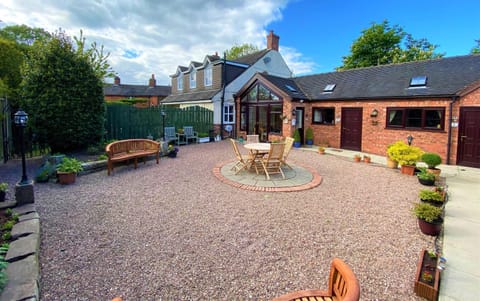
xmin=410 ymin=76 xmax=427 ymax=87
xmin=285 ymin=84 xmax=297 ymax=92
xmin=323 ymin=84 xmax=336 ymax=92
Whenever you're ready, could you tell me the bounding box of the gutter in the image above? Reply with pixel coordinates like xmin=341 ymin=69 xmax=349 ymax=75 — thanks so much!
xmin=220 ymin=52 xmax=226 ymax=140
xmin=447 ymin=96 xmax=459 ymax=165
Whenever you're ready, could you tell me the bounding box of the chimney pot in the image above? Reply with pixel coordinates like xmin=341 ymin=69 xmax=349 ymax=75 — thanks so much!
xmin=267 ymin=30 xmax=279 ymax=51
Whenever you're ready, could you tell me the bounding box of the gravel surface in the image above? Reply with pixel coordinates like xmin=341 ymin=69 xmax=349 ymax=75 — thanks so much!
xmin=2 ymin=141 xmax=436 ymax=300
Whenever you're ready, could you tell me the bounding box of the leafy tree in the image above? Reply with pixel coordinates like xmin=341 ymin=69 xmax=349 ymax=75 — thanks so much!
xmin=0 ymin=38 xmax=24 ymax=102
xmin=225 ymin=43 xmax=260 ymax=60
xmin=21 ymin=31 xmax=105 ymax=153
xmin=338 ymin=20 xmax=443 ymax=70
xmin=73 ymin=30 xmax=116 ymax=80
xmin=471 ymin=39 xmax=480 ymax=54
xmin=0 ymin=24 xmax=51 ymax=46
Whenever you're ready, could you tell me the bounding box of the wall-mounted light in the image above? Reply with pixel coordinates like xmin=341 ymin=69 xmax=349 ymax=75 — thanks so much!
xmin=370 ymin=109 xmax=379 ymax=118
xmin=407 ymin=135 xmax=414 ymax=146
xmin=292 ymin=109 xmax=296 ymax=116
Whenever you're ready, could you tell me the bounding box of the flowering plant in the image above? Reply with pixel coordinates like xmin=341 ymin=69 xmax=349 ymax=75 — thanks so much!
xmin=167 ymin=144 xmax=179 ymax=157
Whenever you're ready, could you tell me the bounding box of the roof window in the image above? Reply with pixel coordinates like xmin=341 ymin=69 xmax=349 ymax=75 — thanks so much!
xmin=410 ymin=76 xmax=427 ymax=87
xmin=323 ymin=84 xmax=336 ymax=92
xmin=285 ymin=84 xmax=297 ymax=93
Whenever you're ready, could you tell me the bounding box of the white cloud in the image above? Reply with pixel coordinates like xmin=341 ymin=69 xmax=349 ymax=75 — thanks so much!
xmin=0 ymin=0 xmax=314 ymax=85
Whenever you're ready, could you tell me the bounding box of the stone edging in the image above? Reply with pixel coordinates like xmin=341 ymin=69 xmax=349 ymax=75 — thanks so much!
xmin=0 ymin=204 xmax=40 ymax=301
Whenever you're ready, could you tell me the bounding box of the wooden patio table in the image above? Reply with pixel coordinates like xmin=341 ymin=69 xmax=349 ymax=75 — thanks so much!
xmin=244 ymin=142 xmax=270 ymax=171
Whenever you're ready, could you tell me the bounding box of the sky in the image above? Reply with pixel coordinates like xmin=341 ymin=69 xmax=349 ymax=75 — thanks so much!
xmin=1 ymin=0 xmax=479 ymax=86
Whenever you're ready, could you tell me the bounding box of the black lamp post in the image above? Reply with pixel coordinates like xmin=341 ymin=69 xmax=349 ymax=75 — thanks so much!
xmin=407 ymin=134 xmax=414 ymax=146
xmin=14 ymin=109 xmax=28 ymax=184
xmin=161 ymin=110 xmax=166 ymax=141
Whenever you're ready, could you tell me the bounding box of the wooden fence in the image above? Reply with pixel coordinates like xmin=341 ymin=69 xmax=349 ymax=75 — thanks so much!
xmin=105 ymin=104 xmax=214 ymax=141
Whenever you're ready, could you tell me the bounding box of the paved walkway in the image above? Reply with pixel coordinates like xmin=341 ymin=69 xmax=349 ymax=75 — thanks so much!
xmin=315 ymin=147 xmax=480 ymax=301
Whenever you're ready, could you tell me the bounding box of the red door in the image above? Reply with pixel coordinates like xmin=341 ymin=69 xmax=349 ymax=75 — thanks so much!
xmin=457 ymin=107 xmax=480 ymax=168
xmin=341 ymin=108 xmax=363 ymax=151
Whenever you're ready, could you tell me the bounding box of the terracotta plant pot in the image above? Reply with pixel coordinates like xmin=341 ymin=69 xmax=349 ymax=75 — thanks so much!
xmin=363 ymin=156 xmax=371 ymax=163
xmin=386 ymin=157 xmax=398 ymax=169
xmin=400 ymin=165 xmax=416 ymax=175
xmin=57 ymin=172 xmax=77 ymax=185
xmin=354 ymin=156 xmax=361 ymax=162
xmin=427 ymin=168 xmax=441 ymax=180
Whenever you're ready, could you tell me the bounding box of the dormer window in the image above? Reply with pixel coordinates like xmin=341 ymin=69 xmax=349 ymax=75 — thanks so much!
xmin=323 ymin=84 xmax=336 ymax=92
xmin=190 ymin=70 xmax=196 ymax=89
xmin=204 ymin=64 xmax=212 ymax=87
xmin=177 ymin=75 xmax=183 ymax=91
xmin=410 ymin=76 xmax=427 ymax=87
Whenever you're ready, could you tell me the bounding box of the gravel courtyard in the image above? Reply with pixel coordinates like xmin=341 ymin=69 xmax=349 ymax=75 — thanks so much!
xmin=26 ymin=141 xmax=434 ymax=300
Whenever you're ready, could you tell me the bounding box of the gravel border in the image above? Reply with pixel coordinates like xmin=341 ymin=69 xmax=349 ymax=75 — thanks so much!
xmin=12 ymin=141 xmax=435 ymax=300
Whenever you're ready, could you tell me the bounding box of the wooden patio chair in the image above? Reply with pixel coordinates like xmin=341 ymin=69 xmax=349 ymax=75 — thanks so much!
xmin=281 ymin=137 xmax=295 ymax=170
xmin=183 ymin=126 xmax=198 ymax=144
xmin=229 ymin=138 xmax=250 ymax=174
xmin=164 ymin=127 xmax=179 ymax=145
xmin=271 ymin=258 xmax=360 ymax=301
xmin=258 ymin=142 xmax=285 ymax=180
xmin=246 ymin=134 xmax=259 ymax=144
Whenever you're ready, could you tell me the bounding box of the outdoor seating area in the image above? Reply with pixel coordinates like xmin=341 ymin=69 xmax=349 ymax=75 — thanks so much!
xmin=105 ymin=139 xmax=160 ymax=176
xmin=162 ymin=126 xmax=199 ymax=145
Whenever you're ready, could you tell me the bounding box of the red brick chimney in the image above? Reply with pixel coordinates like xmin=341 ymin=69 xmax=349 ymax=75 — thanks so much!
xmin=149 ymin=74 xmax=156 ymax=87
xmin=114 ymin=76 xmax=120 ymax=85
xmin=267 ymin=30 xmax=279 ymax=51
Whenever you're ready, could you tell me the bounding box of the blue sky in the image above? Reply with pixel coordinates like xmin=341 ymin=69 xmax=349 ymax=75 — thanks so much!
xmin=1 ymin=0 xmax=479 ymax=84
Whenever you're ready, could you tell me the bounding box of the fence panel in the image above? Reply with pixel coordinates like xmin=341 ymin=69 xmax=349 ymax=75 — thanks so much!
xmin=105 ymin=104 xmax=214 ymax=141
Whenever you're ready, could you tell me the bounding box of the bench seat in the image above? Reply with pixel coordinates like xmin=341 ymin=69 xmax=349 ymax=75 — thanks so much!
xmin=106 ymin=139 xmax=160 ymax=175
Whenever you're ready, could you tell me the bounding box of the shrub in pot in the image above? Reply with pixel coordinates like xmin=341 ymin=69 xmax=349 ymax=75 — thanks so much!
xmin=292 ymin=129 xmax=301 ymax=148
xmin=413 ymin=202 xmax=443 ymax=236
xmin=417 ymin=168 xmax=436 ymax=186
xmin=56 ymin=157 xmax=83 ymax=184
xmin=387 ymin=141 xmax=423 ymax=175
xmin=421 ymin=152 xmax=442 ymax=179
xmin=419 ymin=189 xmax=444 ymax=207
xmin=305 ymin=127 xmax=314 ymax=146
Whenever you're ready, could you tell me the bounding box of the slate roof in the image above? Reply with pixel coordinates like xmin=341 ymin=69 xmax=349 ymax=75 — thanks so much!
xmin=293 ymin=55 xmax=480 ymax=100
xmin=232 ymin=49 xmax=270 ymax=66
xmin=161 ymin=90 xmax=220 ymax=103
xmin=261 ymin=74 xmax=308 ymax=99
xmin=104 ymin=84 xmax=171 ymax=97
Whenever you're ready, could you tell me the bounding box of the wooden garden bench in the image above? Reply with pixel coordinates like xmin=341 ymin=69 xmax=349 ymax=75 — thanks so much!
xmin=271 ymin=258 xmax=360 ymax=301
xmin=105 ymin=139 xmax=160 ymax=175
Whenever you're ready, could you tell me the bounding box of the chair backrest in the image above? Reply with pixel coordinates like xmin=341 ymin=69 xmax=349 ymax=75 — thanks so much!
xmin=246 ymin=135 xmax=259 ymax=144
xmin=265 ymin=143 xmax=285 ymax=162
xmin=283 ymin=137 xmax=294 ymax=160
xmin=164 ymin=127 xmax=176 ymax=139
xmin=328 ymin=258 xmax=360 ymax=301
xmin=229 ymin=139 xmax=244 ymax=161
xmin=183 ymin=126 xmax=195 ymax=137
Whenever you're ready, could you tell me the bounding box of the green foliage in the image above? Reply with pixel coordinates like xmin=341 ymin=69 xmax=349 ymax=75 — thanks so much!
xmin=225 ymin=43 xmax=260 ymax=60
xmin=421 ymin=152 xmax=442 ymax=169
xmin=305 ymin=127 xmax=314 ymax=140
xmin=118 ymin=98 xmax=149 ymax=105
xmin=4 ymin=209 xmax=12 ymax=217
xmin=0 ymin=38 xmax=24 ymax=104
xmin=412 ymin=202 xmax=443 ymax=223
xmin=417 ymin=168 xmax=436 ymax=181
xmin=292 ymin=129 xmax=301 ymax=142
xmin=471 ymin=39 xmax=480 ymax=54
xmin=0 ymin=183 xmax=7 ymax=192
xmin=338 ymin=20 xmax=443 ymax=70
xmin=1 ymin=232 xmax=11 ymax=242
xmin=97 ymin=154 xmax=108 ymax=161
xmin=0 ymin=25 xmax=51 ymax=46
xmin=21 ymin=30 xmax=105 ymax=153
xmin=1 ymin=221 xmax=14 ymax=231
xmin=0 ymin=246 xmax=7 ymax=293
xmin=419 ymin=189 xmax=443 ymax=203
xmin=386 ymin=140 xmax=423 ymax=166
xmin=57 ymin=157 xmax=83 ymax=173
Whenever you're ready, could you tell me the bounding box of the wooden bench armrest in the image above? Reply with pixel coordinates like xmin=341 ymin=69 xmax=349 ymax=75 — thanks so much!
xmin=270 ymin=289 xmax=329 ymax=301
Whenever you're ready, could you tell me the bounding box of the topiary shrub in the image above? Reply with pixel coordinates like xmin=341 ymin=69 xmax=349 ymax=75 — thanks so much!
xmin=421 ymin=152 xmax=442 ymax=169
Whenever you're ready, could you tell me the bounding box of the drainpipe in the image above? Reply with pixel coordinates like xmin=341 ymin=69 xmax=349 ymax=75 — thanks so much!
xmin=220 ymin=52 xmax=226 ymax=140
xmin=447 ymin=96 xmax=459 ymax=165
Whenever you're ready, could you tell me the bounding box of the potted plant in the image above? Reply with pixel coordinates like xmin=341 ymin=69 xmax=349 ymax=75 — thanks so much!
xmin=0 ymin=183 xmax=8 ymax=202
xmin=56 ymin=157 xmax=83 ymax=184
xmin=198 ymin=132 xmax=210 ymax=143
xmin=421 ymin=152 xmax=442 ymax=179
xmin=305 ymin=127 xmax=314 ymax=146
xmin=353 ymin=154 xmax=361 ymax=162
xmin=167 ymin=144 xmax=179 ymax=158
xmin=412 ymin=202 xmax=443 ymax=236
xmin=292 ymin=129 xmax=301 ymax=148
xmin=386 ymin=143 xmax=398 ymax=169
xmin=417 ymin=168 xmax=436 ymax=186
xmin=363 ymin=155 xmax=371 ymax=163
xmin=419 ymin=189 xmax=444 ymax=207
xmin=387 ymin=141 xmax=423 ymax=175
xmin=414 ymin=249 xmax=441 ymax=301
xmin=318 ymin=146 xmax=325 ymax=154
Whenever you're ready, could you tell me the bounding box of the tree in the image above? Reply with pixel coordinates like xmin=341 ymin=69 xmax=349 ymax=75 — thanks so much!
xmin=0 ymin=24 xmax=51 ymax=46
xmin=225 ymin=43 xmax=260 ymax=60
xmin=338 ymin=20 xmax=443 ymax=70
xmin=0 ymin=38 xmax=24 ymax=102
xmin=471 ymin=39 xmax=480 ymax=54
xmin=74 ymin=30 xmax=116 ymax=80
xmin=21 ymin=31 xmax=105 ymax=153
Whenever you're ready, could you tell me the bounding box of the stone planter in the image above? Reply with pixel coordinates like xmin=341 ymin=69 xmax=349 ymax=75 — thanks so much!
xmin=198 ymin=137 xmax=210 ymax=143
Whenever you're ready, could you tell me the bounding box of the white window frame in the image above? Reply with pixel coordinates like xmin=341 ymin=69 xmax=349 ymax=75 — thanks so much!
xmin=189 ymin=70 xmax=196 ymax=89
xmin=223 ymin=104 xmax=234 ymax=124
xmin=177 ymin=75 xmax=183 ymax=91
xmin=204 ymin=64 xmax=212 ymax=87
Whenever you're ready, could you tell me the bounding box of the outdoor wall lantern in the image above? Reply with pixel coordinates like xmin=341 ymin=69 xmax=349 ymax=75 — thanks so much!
xmin=291 ymin=109 xmax=296 ymax=117
xmin=160 ymin=110 xmax=166 ymax=141
xmin=407 ymin=134 xmax=414 ymax=146
xmin=370 ymin=109 xmax=379 ymax=118
xmin=14 ymin=109 xmax=29 ymax=184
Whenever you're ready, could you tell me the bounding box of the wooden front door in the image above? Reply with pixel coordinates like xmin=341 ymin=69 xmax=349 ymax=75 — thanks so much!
xmin=457 ymin=107 xmax=480 ymax=167
xmin=341 ymin=108 xmax=362 ymax=151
